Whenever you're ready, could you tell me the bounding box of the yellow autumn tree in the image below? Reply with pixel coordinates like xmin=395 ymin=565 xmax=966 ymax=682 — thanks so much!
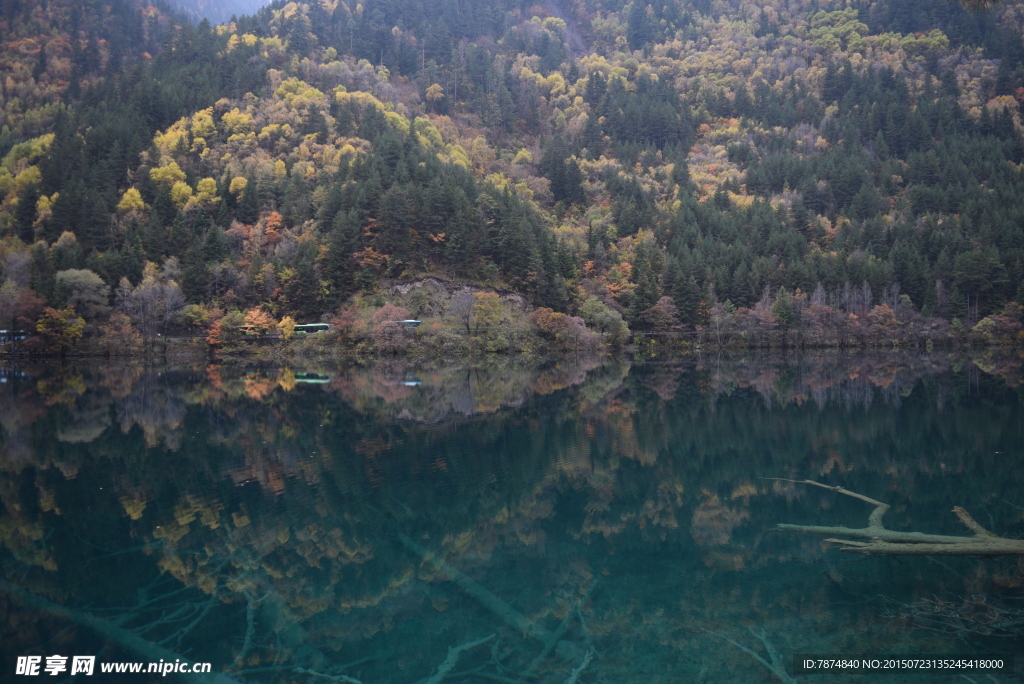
xmin=149 ymin=161 xmax=186 ymax=188
xmin=425 ymin=83 xmax=444 ymax=112
xmin=116 ymin=188 xmax=146 ymax=213
xmin=170 ymin=181 xmax=193 ymax=208
xmin=277 ymin=315 xmax=296 ymax=339
xmin=193 ymin=178 xmax=220 ymax=209
xmin=472 ymin=292 xmax=503 ymax=334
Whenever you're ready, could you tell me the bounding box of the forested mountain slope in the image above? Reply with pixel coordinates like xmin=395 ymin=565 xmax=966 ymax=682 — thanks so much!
xmin=165 ymin=0 xmax=266 ymax=24
xmin=2 ymin=0 xmax=1024 ymax=348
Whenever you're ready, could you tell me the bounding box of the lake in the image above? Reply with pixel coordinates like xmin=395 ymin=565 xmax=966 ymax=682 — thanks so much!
xmin=0 ymin=353 xmax=1022 ymax=683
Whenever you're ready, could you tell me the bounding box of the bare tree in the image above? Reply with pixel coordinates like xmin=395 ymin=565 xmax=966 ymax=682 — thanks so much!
xmin=117 ymin=261 xmax=187 ymax=347
xmin=1 ymin=250 xmax=30 ymax=287
xmin=811 ymin=283 xmax=826 ymax=307
xmin=450 ymin=290 xmax=474 ymax=334
xmin=961 ymin=0 xmax=1005 ymax=11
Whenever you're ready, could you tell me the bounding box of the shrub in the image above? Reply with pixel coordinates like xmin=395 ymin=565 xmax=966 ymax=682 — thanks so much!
xmin=530 ymin=307 xmax=599 ymax=350
xmin=329 ymin=304 xmax=364 ymax=344
xmin=372 ymin=303 xmax=412 ymax=354
xmin=98 ymin=313 xmax=141 ymax=355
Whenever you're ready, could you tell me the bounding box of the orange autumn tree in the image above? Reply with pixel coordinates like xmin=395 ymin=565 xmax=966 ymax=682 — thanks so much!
xmin=206 ymin=310 xmax=246 ymax=351
xmin=206 ymin=320 xmax=224 ymax=347
xmin=261 ymin=211 xmax=284 ymax=252
xmin=244 ymin=307 xmax=276 ymax=336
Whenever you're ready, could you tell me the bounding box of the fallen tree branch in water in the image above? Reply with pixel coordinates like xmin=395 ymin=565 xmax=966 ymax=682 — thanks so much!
xmin=232 ymin=591 xmax=258 ymax=668
xmin=522 ymin=580 xmax=597 ymax=679
xmin=522 ymin=604 xmax=576 ymax=678
xmin=0 ymin=578 xmax=239 ymax=684
xmin=770 ymin=479 xmax=1024 ymax=556
xmin=399 ymin=534 xmax=550 ymax=641
xmin=452 ymin=672 xmax=525 ymax=684
xmin=292 ymin=668 xmax=362 ymax=683
xmin=423 ymin=634 xmax=495 ymax=684
xmin=398 ymin=532 xmax=583 ymax=665
xmin=884 ymin=595 xmax=1024 ymax=639
xmin=561 ymin=647 xmax=594 ymax=684
xmin=163 ymin=591 xmax=220 ymax=651
xmin=232 ymin=661 xmax=373 ymax=680
xmin=702 ymin=627 xmax=796 ymax=684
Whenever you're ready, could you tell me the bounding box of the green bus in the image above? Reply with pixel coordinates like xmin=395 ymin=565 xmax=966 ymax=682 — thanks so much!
xmin=293 ymin=323 xmax=333 ymax=334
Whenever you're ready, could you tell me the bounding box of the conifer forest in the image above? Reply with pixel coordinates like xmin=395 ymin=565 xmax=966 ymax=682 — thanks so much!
xmin=3 ymin=2 xmax=1024 ymax=684
xmin=1 ymin=0 xmax=1024 ymax=354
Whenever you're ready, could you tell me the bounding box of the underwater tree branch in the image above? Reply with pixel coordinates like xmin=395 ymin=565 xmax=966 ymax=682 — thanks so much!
xmin=423 ymin=633 xmax=495 ymax=684
xmin=232 ymin=591 xmax=258 ymax=668
xmin=561 ymin=648 xmax=594 ymax=684
xmin=522 ymin=598 xmax=581 ymax=678
xmin=292 ymin=668 xmax=362 ymax=683
xmin=398 ymin=533 xmax=572 ymax=652
xmin=0 ymin=578 xmax=240 ymax=684
xmin=165 ymin=592 xmax=221 ymax=650
xmin=770 ymin=479 xmax=1024 ymax=556
xmin=702 ymin=627 xmax=796 ymax=684
xmin=452 ymin=672 xmax=525 ymax=684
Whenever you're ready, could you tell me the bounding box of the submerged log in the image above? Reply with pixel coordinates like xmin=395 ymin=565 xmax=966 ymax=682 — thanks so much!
xmin=0 ymin=579 xmax=240 ymax=684
xmin=423 ymin=633 xmax=495 ymax=684
xmin=773 ymin=480 xmax=1024 ymax=556
xmin=398 ymin=533 xmax=555 ymax=643
xmin=398 ymin=533 xmax=582 ymax=661
xmin=702 ymin=627 xmax=796 ymax=684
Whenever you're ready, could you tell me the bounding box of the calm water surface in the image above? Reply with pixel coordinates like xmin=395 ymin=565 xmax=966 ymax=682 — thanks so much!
xmin=1 ymin=353 xmax=1022 ymax=683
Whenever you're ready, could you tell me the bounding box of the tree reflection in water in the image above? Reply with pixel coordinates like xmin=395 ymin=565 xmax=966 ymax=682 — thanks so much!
xmin=0 ymin=352 xmax=1022 ymax=683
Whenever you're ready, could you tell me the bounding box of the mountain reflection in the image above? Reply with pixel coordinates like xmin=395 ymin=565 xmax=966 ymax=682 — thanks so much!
xmin=0 ymin=353 xmax=1022 ymax=683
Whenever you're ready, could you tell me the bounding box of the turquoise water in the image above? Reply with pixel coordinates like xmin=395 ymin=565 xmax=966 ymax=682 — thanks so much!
xmin=0 ymin=354 xmax=1022 ymax=683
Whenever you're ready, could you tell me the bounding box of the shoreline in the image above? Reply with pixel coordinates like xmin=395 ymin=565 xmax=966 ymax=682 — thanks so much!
xmin=2 ymin=330 xmax=1019 ymax=361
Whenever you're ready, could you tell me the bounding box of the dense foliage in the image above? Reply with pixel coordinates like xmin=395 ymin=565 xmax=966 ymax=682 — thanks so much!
xmin=2 ymin=0 xmax=1024 ymax=351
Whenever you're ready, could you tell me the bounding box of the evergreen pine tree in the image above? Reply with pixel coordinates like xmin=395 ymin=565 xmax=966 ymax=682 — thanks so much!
xmin=181 ymin=249 xmax=208 ymax=302
xmin=118 ymin=227 xmax=146 ymax=284
xmin=662 ymin=256 xmax=682 ymax=299
xmin=144 ymin=214 xmax=167 ymax=260
xmin=283 ymin=243 xmax=320 ymax=318
xmin=673 ymin=274 xmax=700 ymax=327
xmin=202 ymin=225 xmax=229 ymax=264
xmin=15 ymin=182 xmax=40 ymax=243
xmin=772 ymin=286 xmax=794 ymax=336
xmin=29 ymin=243 xmax=56 ymax=303
xmin=630 ymin=241 xmax=660 ymax=321
xmin=323 ymin=210 xmax=361 ymax=303
xmin=236 ymin=182 xmax=260 ymax=225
